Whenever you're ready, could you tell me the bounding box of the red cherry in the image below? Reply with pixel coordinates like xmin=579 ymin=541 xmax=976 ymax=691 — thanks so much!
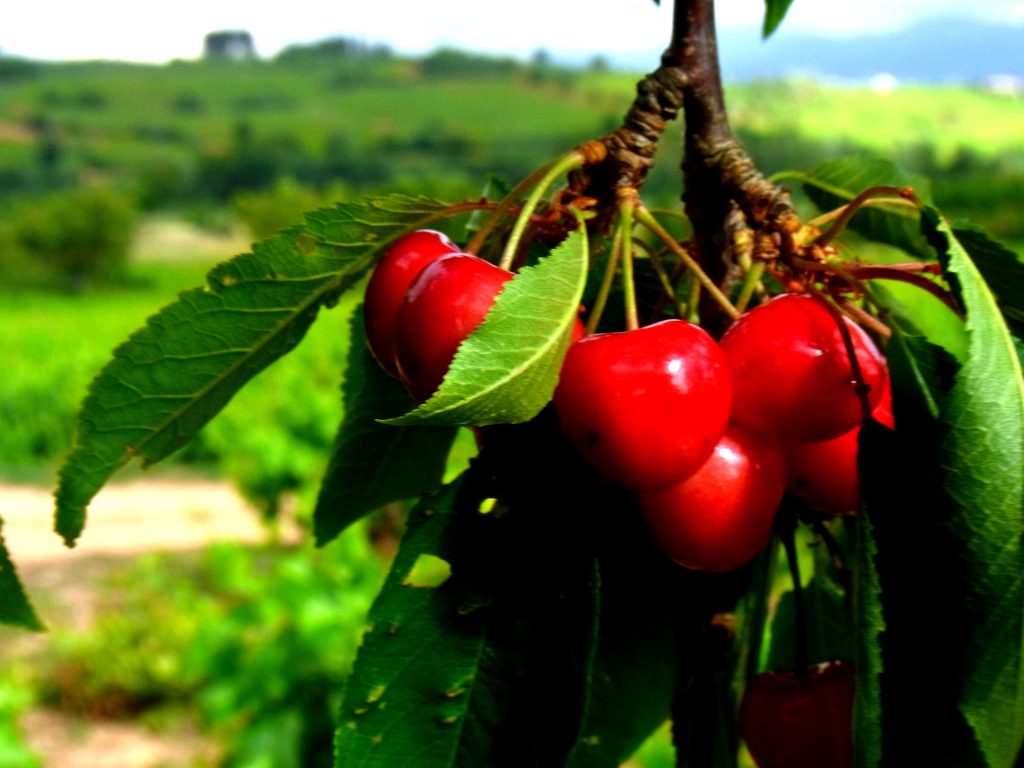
xmin=784 ymin=384 xmax=894 ymax=515
xmin=553 ymin=319 xmax=732 ymax=491
xmin=636 ymin=424 xmax=785 ymax=572
xmin=364 ymin=229 xmax=459 ymax=378
xmin=739 ymin=660 xmax=855 ymax=768
xmin=394 ymin=253 xmax=514 ymax=402
xmin=719 ymin=294 xmax=888 ymax=442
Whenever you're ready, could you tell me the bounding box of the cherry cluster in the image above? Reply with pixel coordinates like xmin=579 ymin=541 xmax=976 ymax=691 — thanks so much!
xmin=555 ymin=291 xmax=890 ymax=573
xmin=364 ymin=230 xmax=891 ymax=577
xmin=363 ymin=229 xmax=879 ymax=766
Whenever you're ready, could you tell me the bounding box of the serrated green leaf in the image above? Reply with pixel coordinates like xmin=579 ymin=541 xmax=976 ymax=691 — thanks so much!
xmin=952 ymin=223 xmax=1024 ymax=336
xmin=334 ymin=480 xmax=488 ymax=767
xmin=763 ymin=0 xmax=795 ymax=37
xmin=384 ymin=229 xmax=588 ymax=427
xmin=801 ymin=155 xmax=933 ymax=257
xmin=925 ymin=207 xmax=1024 ymax=768
xmin=854 ymin=479 xmax=885 ymax=768
xmin=313 ymin=307 xmax=457 ymax=546
xmin=0 ymin=518 xmax=44 ymax=631
xmin=54 ymin=195 xmax=452 ymax=546
xmin=885 ymin=320 xmax=962 ymax=422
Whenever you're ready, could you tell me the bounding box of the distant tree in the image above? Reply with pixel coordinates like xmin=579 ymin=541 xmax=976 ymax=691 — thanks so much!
xmin=276 ymin=36 xmax=393 ymax=63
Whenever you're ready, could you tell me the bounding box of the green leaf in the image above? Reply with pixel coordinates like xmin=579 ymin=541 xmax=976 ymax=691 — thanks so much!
xmin=334 ymin=480 xmax=488 ymax=767
xmin=766 ymin=578 xmax=855 ymax=674
xmin=865 ymin=316 xmax=985 ymax=764
xmin=384 ymin=229 xmax=588 ymax=427
xmin=925 ymin=208 xmax=1024 ymax=768
xmin=313 ymin=307 xmax=458 ymax=546
xmin=762 ymin=0 xmax=795 ymax=37
xmin=336 ymin=411 xmax=687 ymax=767
xmin=951 ymin=223 xmax=1024 ymax=336
xmin=853 ymin=482 xmax=885 ymax=768
xmin=0 ymin=518 xmax=44 ymax=631
xmin=54 ymin=195 xmax=451 ymax=546
xmin=800 ymin=155 xmax=933 ymax=257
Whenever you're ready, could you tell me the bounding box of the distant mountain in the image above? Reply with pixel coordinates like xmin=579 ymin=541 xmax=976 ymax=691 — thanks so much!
xmin=714 ymin=17 xmax=1024 ymax=83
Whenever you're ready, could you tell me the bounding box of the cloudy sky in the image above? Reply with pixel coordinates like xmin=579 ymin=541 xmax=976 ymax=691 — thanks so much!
xmin=2 ymin=0 xmax=1022 ymax=63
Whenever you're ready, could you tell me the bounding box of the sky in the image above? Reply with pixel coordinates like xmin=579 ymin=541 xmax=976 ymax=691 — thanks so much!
xmin=1 ymin=0 xmax=1023 ymax=64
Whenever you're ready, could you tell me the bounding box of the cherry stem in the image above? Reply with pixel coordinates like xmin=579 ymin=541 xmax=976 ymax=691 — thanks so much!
xmin=635 ymin=205 xmax=740 ymax=321
xmin=585 ymin=218 xmax=625 ymax=336
xmin=805 ymin=196 xmax=918 ymax=232
xmin=685 ymin=275 xmax=701 ymax=323
xmin=809 ymin=290 xmax=875 ymax=421
xmin=733 ymin=261 xmax=766 ymax=315
xmin=466 ymin=158 xmax=559 ymax=256
xmin=835 ymin=298 xmax=893 ymax=341
xmin=618 ymin=191 xmax=640 ymax=331
xmin=847 ymin=266 xmax=962 ymax=318
xmin=498 ymin=150 xmax=587 ymax=271
xmin=813 ymin=185 xmax=919 ymax=247
xmin=810 ymin=519 xmax=850 ymax=583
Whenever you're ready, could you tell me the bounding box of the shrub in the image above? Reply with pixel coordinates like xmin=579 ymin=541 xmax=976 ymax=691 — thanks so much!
xmin=10 ymin=186 xmax=137 ymax=289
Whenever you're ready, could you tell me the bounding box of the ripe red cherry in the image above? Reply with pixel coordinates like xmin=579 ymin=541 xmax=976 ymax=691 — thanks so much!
xmin=739 ymin=660 xmax=855 ymax=768
xmin=394 ymin=252 xmax=514 ymax=402
xmin=719 ymin=293 xmax=888 ymax=442
xmin=553 ymin=319 xmax=732 ymax=491
xmin=364 ymin=229 xmax=459 ymax=378
xmin=784 ymin=384 xmax=894 ymax=515
xmin=636 ymin=424 xmax=785 ymax=572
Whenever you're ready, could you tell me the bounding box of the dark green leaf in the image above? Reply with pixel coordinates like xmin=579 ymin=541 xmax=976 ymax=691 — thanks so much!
xmin=384 ymin=229 xmax=588 ymax=427
xmin=853 ymin=489 xmax=885 ymax=768
xmin=952 ymin=223 xmax=1024 ymax=336
xmin=312 ymin=307 xmax=457 ymax=546
xmin=54 ymin=196 xmax=451 ymax=545
xmin=763 ymin=0 xmax=795 ymax=37
xmin=0 ymin=518 xmax=44 ymax=631
xmin=334 ymin=481 xmax=489 ymax=767
xmin=864 ymin=311 xmax=994 ymax=764
xmin=766 ymin=578 xmax=854 ymax=674
xmin=800 ymin=155 xmax=933 ymax=257
xmin=925 ymin=208 xmax=1024 ymax=768
xmin=336 ymin=411 xmax=689 ymax=767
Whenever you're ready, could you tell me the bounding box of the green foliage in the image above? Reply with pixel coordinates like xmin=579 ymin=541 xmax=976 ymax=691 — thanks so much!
xmin=232 ymin=177 xmax=352 ymax=239
xmin=0 ymin=668 xmax=39 ymax=768
xmin=418 ymin=48 xmax=522 ymax=79
xmin=35 ymin=532 xmax=384 ymax=766
xmin=3 ymin=186 xmax=137 ymax=288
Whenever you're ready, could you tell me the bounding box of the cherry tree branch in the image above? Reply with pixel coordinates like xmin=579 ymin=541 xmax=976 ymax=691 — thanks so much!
xmin=585 ymin=0 xmax=800 ymax=330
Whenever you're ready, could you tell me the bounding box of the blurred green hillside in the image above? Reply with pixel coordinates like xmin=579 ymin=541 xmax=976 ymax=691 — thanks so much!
xmin=0 ymin=43 xmax=1021 ymax=241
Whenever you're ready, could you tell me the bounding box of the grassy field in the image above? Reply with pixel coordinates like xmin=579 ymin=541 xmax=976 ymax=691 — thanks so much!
xmin=1 ymin=54 xmax=1021 ymax=228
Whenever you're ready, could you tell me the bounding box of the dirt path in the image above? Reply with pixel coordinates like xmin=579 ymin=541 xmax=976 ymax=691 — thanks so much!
xmin=2 ymin=477 xmax=279 ymax=768
xmin=3 ymin=478 xmax=269 ymax=569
